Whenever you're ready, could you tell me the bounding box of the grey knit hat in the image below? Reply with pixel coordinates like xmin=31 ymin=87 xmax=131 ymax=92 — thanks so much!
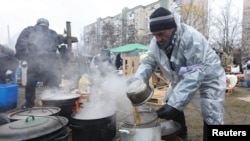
xmin=149 ymin=7 xmax=177 ymax=32
xmin=36 ymin=18 xmax=49 ymax=27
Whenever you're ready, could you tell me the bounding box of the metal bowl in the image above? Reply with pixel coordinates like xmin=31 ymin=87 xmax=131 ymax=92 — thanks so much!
xmin=126 ymin=78 xmax=154 ymax=106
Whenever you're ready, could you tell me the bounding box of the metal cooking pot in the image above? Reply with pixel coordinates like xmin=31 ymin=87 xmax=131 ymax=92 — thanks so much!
xmin=8 ymin=107 xmax=61 ymax=121
xmin=160 ymin=120 xmax=182 ymax=140
xmin=70 ymin=112 xmax=116 ymax=141
xmin=119 ymin=123 xmax=161 ymax=141
xmin=41 ymin=94 xmax=80 ymax=120
xmin=0 ymin=116 xmax=69 ymax=141
xmin=0 ymin=114 xmax=10 ymax=125
xmin=126 ymin=78 xmax=154 ymax=106
xmin=119 ymin=111 xmax=181 ymax=141
xmin=119 ymin=111 xmax=160 ymax=141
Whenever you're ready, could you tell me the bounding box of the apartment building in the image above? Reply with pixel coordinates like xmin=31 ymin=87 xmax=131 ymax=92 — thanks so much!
xmin=83 ymin=0 xmax=208 ymax=53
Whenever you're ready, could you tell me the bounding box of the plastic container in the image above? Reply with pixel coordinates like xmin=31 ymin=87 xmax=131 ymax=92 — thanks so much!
xmin=242 ymin=80 xmax=249 ymax=88
xmin=0 ymin=84 xmax=18 ymax=112
xmin=78 ymin=75 xmax=90 ymax=94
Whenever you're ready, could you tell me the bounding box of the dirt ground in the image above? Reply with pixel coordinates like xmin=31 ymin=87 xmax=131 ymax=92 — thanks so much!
xmin=183 ymin=86 xmax=250 ymax=141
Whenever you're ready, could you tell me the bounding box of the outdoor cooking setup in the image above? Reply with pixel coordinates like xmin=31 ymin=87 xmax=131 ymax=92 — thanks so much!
xmin=123 ymin=78 xmax=182 ymax=141
xmin=0 ymin=77 xmax=182 ymax=141
xmin=0 ymin=20 xmax=183 ymax=141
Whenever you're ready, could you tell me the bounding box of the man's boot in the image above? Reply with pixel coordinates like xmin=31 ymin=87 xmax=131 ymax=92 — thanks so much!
xmin=203 ymin=121 xmax=208 ymax=141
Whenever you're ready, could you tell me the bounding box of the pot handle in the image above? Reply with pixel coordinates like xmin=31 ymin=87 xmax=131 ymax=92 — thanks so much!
xmin=54 ymin=132 xmax=69 ymax=141
xmin=69 ymin=124 xmax=82 ymax=129
xmin=25 ymin=116 xmax=35 ymax=122
xmin=118 ymin=129 xmax=134 ymax=134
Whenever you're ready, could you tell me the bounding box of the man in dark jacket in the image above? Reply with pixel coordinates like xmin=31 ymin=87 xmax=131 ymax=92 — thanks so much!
xmin=0 ymin=44 xmax=19 ymax=84
xmin=15 ymin=18 xmax=67 ymax=109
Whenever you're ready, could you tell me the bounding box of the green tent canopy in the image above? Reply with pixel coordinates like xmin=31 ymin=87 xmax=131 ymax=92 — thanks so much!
xmin=110 ymin=43 xmax=148 ymax=53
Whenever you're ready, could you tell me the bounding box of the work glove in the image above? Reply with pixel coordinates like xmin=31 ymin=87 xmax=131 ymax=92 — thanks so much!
xmin=21 ymin=61 xmax=28 ymax=68
xmin=156 ymin=104 xmax=182 ymax=120
xmin=5 ymin=70 xmax=13 ymax=75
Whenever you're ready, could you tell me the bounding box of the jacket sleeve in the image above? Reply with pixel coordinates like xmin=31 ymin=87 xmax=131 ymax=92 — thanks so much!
xmin=133 ymin=42 xmax=158 ymax=83
xmin=2 ymin=46 xmax=15 ymax=57
xmin=15 ymin=27 xmax=31 ymax=60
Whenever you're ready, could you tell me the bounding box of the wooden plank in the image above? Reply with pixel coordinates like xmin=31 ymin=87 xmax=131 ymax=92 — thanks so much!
xmin=153 ymin=72 xmax=169 ymax=84
xmin=150 ymin=69 xmax=170 ymax=88
xmin=146 ymin=87 xmax=167 ymax=106
xmin=147 ymin=97 xmax=164 ymax=105
xmin=122 ymin=56 xmax=139 ymax=76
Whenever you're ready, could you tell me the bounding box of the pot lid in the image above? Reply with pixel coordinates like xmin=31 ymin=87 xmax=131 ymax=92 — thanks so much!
xmin=8 ymin=107 xmax=61 ymax=120
xmin=124 ymin=111 xmax=158 ymax=126
xmin=41 ymin=93 xmax=80 ymax=100
xmin=0 ymin=116 xmax=68 ymax=141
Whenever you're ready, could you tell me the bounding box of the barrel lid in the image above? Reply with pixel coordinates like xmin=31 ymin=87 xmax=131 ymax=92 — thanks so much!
xmin=8 ymin=107 xmax=61 ymax=121
xmin=0 ymin=116 xmax=68 ymax=141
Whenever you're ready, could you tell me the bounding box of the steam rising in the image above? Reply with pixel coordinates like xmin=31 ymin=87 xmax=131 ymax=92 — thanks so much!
xmin=39 ymin=57 xmax=134 ymax=121
xmin=74 ymin=72 xmax=133 ymax=120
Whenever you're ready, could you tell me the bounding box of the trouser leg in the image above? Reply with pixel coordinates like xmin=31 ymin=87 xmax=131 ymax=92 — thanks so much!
xmin=25 ymin=83 xmax=36 ymax=106
xmin=172 ymin=111 xmax=188 ymax=140
xmin=25 ymin=69 xmax=38 ymax=106
xmin=203 ymin=121 xmax=208 ymax=141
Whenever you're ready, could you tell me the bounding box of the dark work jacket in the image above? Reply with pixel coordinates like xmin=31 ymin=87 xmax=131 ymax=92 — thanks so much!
xmin=15 ymin=25 xmax=60 ymax=61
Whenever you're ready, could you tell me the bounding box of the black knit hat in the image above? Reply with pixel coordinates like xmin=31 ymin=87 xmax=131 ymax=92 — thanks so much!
xmin=149 ymin=7 xmax=177 ymax=32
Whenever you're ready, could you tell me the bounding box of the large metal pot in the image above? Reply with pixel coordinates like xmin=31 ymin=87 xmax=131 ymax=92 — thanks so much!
xmin=70 ymin=111 xmax=116 ymax=141
xmin=119 ymin=111 xmax=161 ymax=141
xmin=126 ymin=78 xmax=154 ymax=106
xmin=119 ymin=123 xmax=161 ymax=141
xmin=119 ymin=111 xmax=181 ymax=141
xmin=7 ymin=107 xmax=61 ymax=121
xmin=160 ymin=120 xmax=182 ymax=140
xmin=0 ymin=116 xmax=69 ymax=141
xmin=41 ymin=94 xmax=80 ymax=120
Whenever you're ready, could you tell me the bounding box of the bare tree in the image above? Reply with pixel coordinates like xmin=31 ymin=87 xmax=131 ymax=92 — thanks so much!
xmin=180 ymin=0 xmax=209 ymax=37
xmin=135 ymin=35 xmax=149 ymax=45
xmin=209 ymin=0 xmax=242 ymax=54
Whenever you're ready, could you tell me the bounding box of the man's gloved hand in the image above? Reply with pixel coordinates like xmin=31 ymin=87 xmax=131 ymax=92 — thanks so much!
xmin=21 ymin=61 xmax=28 ymax=68
xmin=156 ymin=104 xmax=182 ymax=120
xmin=5 ymin=70 xmax=13 ymax=75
